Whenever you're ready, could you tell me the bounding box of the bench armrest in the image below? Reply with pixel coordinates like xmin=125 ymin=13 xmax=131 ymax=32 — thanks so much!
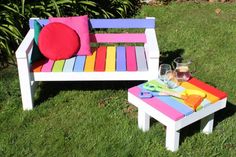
xmin=144 ymin=18 xmax=160 ymax=80
xmin=15 ymin=29 xmax=34 ymax=59
xmin=145 ymin=17 xmax=159 ymax=59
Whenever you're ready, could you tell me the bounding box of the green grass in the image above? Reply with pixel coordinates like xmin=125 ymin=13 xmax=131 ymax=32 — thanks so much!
xmin=1 ymin=2 xmax=236 ymax=156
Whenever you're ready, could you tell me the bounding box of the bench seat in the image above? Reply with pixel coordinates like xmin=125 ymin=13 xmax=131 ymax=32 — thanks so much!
xmin=31 ymin=46 xmax=150 ymax=81
xmin=32 ymin=46 xmax=148 ymax=72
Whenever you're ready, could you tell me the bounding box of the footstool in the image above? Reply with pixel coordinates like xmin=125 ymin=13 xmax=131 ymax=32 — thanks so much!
xmin=128 ymin=77 xmax=227 ymax=152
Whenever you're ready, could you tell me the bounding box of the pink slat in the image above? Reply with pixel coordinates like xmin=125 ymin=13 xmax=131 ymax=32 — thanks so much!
xmin=90 ymin=33 xmax=146 ymax=43
xmin=128 ymin=86 xmax=184 ymax=121
xmin=41 ymin=60 xmax=55 ymax=72
xmin=126 ymin=46 xmax=137 ymax=71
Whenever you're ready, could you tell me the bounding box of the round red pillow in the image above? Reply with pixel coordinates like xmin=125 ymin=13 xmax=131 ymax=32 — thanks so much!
xmin=38 ymin=22 xmax=80 ymax=60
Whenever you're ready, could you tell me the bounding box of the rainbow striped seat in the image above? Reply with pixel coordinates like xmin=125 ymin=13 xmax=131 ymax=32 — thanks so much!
xmin=32 ymin=46 xmax=148 ymax=73
xmin=16 ymin=17 xmax=160 ymax=110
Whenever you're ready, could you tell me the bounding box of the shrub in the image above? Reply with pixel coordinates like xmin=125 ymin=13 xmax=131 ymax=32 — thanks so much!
xmin=0 ymin=0 xmax=140 ymax=68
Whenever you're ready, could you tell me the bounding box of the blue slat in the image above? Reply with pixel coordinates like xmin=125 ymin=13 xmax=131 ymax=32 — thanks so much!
xmin=63 ymin=57 xmax=76 ymax=72
xmin=161 ymin=80 xmax=211 ymax=110
xmin=139 ymin=84 xmax=194 ymax=116
xmin=73 ymin=56 xmax=86 ymax=72
xmin=116 ymin=46 xmax=126 ymax=71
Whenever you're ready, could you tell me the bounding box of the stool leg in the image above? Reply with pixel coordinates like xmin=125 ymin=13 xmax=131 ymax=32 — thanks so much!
xmin=200 ymin=113 xmax=214 ymax=134
xmin=166 ymin=127 xmax=180 ymax=152
xmin=138 ymin=109 xmax=150 ymax=132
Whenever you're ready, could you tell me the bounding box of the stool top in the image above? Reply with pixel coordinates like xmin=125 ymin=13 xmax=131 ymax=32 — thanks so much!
xmin=128 ymin=77 xmax=227 ymax=121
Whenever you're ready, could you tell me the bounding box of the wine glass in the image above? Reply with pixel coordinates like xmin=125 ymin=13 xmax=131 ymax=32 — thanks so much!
xmin=158 ymin=64 xmax=172 ymax=82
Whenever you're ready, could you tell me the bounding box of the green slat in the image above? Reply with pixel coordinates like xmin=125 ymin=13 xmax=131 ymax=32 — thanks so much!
xmin=52 ymin=60 xmax=65 ymax=72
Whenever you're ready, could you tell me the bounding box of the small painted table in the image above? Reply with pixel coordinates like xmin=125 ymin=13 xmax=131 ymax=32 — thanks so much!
xmin=128 ymin=77 xmax=227 ymax=152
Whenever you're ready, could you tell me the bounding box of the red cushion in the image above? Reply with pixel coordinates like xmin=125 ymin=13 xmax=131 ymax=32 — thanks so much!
xmin=38 ymin=22 xmax=80 ymax=60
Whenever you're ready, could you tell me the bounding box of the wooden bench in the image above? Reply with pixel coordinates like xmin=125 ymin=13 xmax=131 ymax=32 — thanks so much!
xmin=16 ymin=17 xmax=160 ymax=110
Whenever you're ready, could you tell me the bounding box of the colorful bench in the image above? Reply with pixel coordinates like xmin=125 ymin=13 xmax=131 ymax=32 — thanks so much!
xmin=128 ymin=78 xmax=227 ymax=151
xmin=16 ymin=17 xmax=160 ymax=110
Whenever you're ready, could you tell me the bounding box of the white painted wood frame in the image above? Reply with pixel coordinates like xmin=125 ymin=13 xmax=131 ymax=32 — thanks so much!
xmin=15 ymin=17 xmax=160 ymax=110
xmin=128 ymin=91 xmax=227 ymax=152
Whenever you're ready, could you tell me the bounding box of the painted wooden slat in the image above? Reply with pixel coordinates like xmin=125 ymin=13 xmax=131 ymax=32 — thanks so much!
xmin=52 ymin=60 xmax=65 ymax=72
xmin=139 ymin=85 xmax=194 ymax=116
xmin=105 ymin=46 xmax=116 ymax=72
xmin=90 ymin=33 xmax=146 ymax=43
xmin=41 ymin=60 xmax=54 ymax=72
xmin=126 ymin=46 xmax=137 ymax=71
xmin=84 ymin=49 xmax=96 ymax=72
xmin=128 ymin=86 xmax=184 ymax=121
xmin=181 ymin=82 xmax=219 ymax=103
xmin=32 ymin=59 xmax=48 ymax=72
xmin=73 ymin=56 xmax=86 ymax=72
xmin=94 ymin=46 xmax=106 ymax=71
xmin=152 ymin=80 xmax=211 ymax=111
xmin=170 ymin=82 xmax=211 ymax=111
xmin=157 ymin=80 xmax=189 ymax=106
xmin=135 ymin=46 xmax=148 ymax=71
xmin=89 ymin=19 xmax=155 ymax=28
xmin=63 ymin=57 xmax=76 ymax=72
xmin=29 ymin=19 xmax=48 ymax=29
xmin=30 ymin=18 xmax=155 ymax=29
xmin=116 ymin=46 xmax=126 ymax=71
xmin=188 ymin=78 xmax=227 ymax=99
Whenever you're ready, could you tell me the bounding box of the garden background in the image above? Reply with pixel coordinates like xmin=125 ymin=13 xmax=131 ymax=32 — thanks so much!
xmin=0 ymin=0 xmax=236 ymax=156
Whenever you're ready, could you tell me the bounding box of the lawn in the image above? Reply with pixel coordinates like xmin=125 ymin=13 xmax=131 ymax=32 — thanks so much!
xmin=1 ymin=2 xmax=236 ymax=156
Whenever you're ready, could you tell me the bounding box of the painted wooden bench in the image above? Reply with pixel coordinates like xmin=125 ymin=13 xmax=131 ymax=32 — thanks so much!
xmin=16 ymin=17 xmax=160 ymax=110
xmin=128 ymin=78 xmax=227 ymax=151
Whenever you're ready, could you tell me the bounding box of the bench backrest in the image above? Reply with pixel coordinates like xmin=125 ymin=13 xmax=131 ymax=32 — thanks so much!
xmin=27 ymin=17 xmax=159 ymax=74
xmin=29 ymin=18 xmax=155 ymax=44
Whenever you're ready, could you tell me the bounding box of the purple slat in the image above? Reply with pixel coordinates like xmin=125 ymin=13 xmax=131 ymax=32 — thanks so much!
xmin=89 ymin=19 xmax=155 ymax=28
xmin=29 ymin=18 xmax=155 ymax=29
xmin=29 ymin=19 xmax=49 ymax=28
xmin=116 ymin=46 xmax=126 ymax=71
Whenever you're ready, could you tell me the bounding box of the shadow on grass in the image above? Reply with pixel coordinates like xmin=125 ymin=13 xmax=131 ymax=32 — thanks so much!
xmin=160 ymin=48 xmax=185 ymax=66
xmin=34 ymin=48 xmax=185 ymax=107
xmin=150 ymin=100 xmax=236 ymax=146
xmin=34 ymin=48 xmax=236 ymax=146
xmin=179 ymin=101 xmax=236 ymax=145
xmin=34 ymin=81 xmax=144 ymax=107
xmin=214 ymin=101 xmax=236 ymax=126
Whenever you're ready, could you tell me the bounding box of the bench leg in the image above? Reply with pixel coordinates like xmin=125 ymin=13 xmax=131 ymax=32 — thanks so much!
xmin=138 ymin=109 xmax=150 ymax=132
xmin=166 ymin=127 xmax=180 ymax=152
xmin=200 ymin=113 xmax=214 ymax=134
xmin=17 ymin=58 xmax=34 ymax=110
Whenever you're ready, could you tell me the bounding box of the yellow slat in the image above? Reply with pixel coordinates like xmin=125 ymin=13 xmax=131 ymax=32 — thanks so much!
xmin=105 ymin=46 xmax=116 ymax=71
xmin=84 ymin=49 xmax=97 ymax=72
xmin=181 ymin=82 xmax=219 ymax=103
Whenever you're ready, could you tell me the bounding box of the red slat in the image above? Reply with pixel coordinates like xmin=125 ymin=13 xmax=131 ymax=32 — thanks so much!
xmin=94 ymin=46 xmax=107 ymax=71
xmin=188 ymin=77 xmax=227 ymax=99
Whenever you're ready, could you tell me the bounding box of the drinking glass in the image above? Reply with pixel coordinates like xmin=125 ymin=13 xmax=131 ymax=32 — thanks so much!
xmin=158 ymin=64 xmax=172 ymax=82
xmin=165 ymin=70 xmax=179 ymax=89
